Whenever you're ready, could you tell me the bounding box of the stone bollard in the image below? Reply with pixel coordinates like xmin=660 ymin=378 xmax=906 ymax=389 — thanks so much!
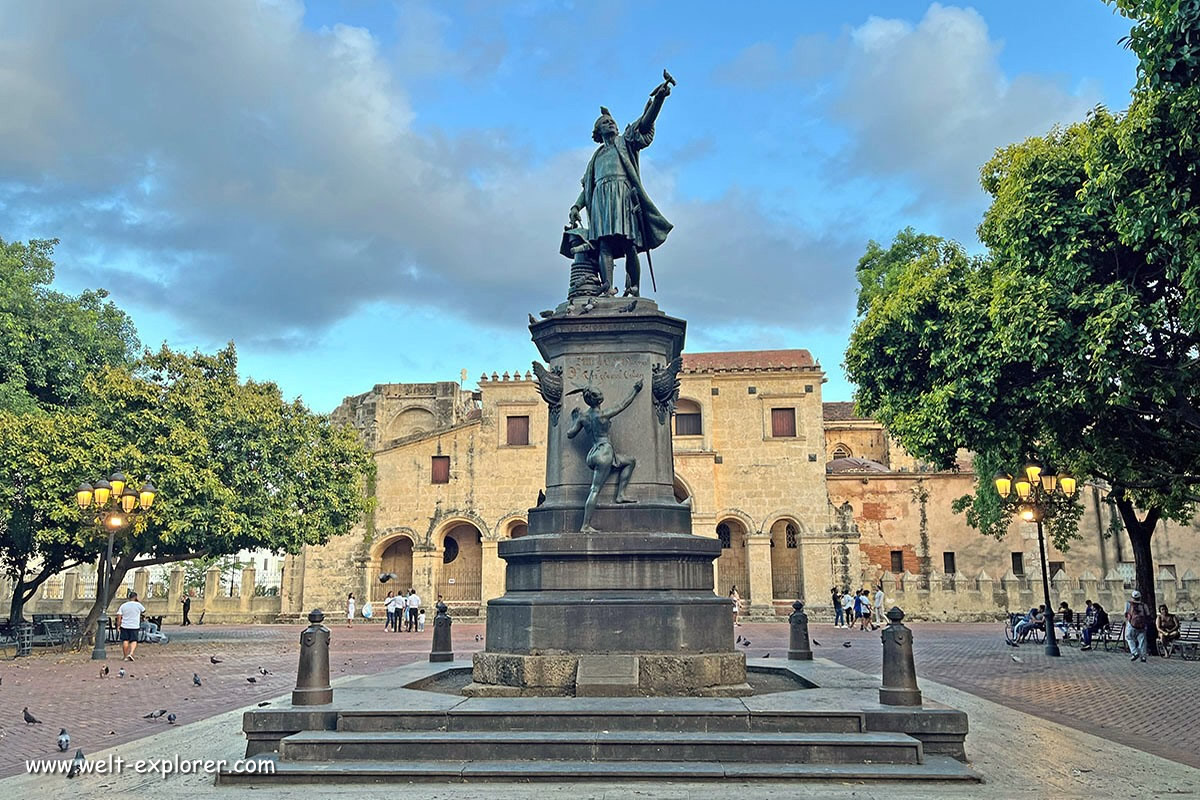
xmin=879 ymin=607 xmax=922 ymax=706
xmin=429 ymin=600 xmax=454 ymax=663
xmin=787 ymin=600 xmax=813 ymax=660
xmin=292 ymin=609 xmax=333 ymax=705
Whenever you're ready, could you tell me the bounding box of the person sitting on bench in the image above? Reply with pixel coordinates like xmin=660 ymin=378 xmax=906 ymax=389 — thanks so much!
xmin=1080 ymin=599 xmax=1109 ymax=650
xmin=1159 ymin=605 xmax=1181 ymax=657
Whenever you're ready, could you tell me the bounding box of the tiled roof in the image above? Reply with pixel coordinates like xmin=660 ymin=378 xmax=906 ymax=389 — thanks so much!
xmin=823 ymin=401 xmax=866 ymax=421
xmin=681 ymin=349 xmax=815 ymax=372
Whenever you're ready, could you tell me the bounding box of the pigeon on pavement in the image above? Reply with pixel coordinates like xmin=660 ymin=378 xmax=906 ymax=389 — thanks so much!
xmin=257 ymin=702 xmax=271 ymax=707
xmin=258 ymin=667 xmax=270 ymax=676
xmin=210 ymin=655 xmax=223 ymax=664
xmin=23 ymin=708 xmax=42 ymax=725
xmin=1011 ymin=655 xmax=1023 ymax=663
xmin=67 ymin=749 xmax=84 ymax=779
xmin=739 ymin=640 xmax=750 ymax=647
xmin=193 ymin=673 xmax=202 ymax=686
xmin=812 ymin=639 xmax=822 ymax=646
xmin=117 ymin=668 xmax=126 ymax=678
xmin=57 ymin=728 xmax=70 ymax=751
xmin=736 ymin=635 xmax=743 ymax=644
xmin=167 ymin=714 xmax=176 ymax=724
xmin=143 ymin=709 xmax=167 ymax=719
xmin=246 ymin=677 xmax=257 ymax=684
xmin=842 ymin=642 xmax=852 ymax=648
xmin=763 ymin=653 xmax=771 ymax=658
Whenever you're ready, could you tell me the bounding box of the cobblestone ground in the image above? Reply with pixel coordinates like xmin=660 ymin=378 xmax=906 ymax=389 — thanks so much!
xmin=2 ymin=618 xmax=1197 ymax=777
xmin=758 ymin=619 xmax=1200 ymax=769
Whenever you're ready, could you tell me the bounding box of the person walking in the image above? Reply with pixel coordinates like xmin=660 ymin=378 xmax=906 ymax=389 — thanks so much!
xmin=180 ymin=593 xmax=192 ymax=626
xmin=840 ymin=589 xmax=854 ymax=629
xmin=1124 ymin=589 xmax=1150 ymax=662
xmin=346 ymin=592 xmax=356 ymax=629
xmin=729 ymin=586 xmax=741 ymax=627
xmin=116 ymin=591 xmax=146 ymax=661
xmin=832 ymin=587 xmax=843 ymax=628
xmin=873 ymin=585 xmax=886 ymax=627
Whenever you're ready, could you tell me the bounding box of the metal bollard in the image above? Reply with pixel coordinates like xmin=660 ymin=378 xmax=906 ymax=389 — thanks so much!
xmin=429 ymin=600 xmax=454 ymax=663
xmin=292 ymin=609 xmax=333 ymax=705
xmin=879 ymin=607 xmax=922 ymax=706
xmin=787 ymin=600 xmax=813 ymax=660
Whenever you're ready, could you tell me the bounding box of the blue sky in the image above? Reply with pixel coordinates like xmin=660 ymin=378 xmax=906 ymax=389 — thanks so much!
xmin=0 ymin=1 xmax=1137 ymax=412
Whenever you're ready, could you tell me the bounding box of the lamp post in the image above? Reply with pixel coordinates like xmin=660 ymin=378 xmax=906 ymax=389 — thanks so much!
xmin=994 ymin=462 xmax=1077 ymax=658
xmin=75 ymin=473 xmax=157 ymax=660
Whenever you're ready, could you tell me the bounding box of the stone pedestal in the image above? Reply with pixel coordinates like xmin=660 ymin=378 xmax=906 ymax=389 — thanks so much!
xmin=470 ymin=299 xmax=747 ymax=696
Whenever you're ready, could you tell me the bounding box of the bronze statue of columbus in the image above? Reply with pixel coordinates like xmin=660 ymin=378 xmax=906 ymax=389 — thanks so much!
xmin=568 ymin=71 xmax=675 ymax=298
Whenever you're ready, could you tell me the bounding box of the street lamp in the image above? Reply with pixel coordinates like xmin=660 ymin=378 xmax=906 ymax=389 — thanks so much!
xmin=76 ymin=473 xmax=157 ymax=660
xmin=993 ymin=462 xmax=1077 ymax=657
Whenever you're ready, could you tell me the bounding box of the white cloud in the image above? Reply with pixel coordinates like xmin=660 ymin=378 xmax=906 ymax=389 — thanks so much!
xmin=832 ymin=4 xmax=1099 ymax=223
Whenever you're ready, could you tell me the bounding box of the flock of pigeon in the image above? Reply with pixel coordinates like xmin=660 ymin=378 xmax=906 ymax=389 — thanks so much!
xmin=15 ymin=653 xmax=275 ymax=777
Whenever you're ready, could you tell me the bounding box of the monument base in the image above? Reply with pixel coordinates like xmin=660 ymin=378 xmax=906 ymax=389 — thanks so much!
xmin=465 ymin=651 xmax=751 ymax=697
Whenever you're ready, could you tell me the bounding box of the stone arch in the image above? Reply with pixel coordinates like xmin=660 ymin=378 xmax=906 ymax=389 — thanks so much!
xmin=766 ymin=515 xmax=804 ymax=601
xmin=494 ymin=512 xmax=529 ymax=540
xmin=672 ymin=474 xmax=694 ymax=509
xmin=831 ymin=442 xmax=852 ymax=460
xmin=715 ymin=515 xmax=751 ymax=603
xmin=426 ymin=510 xmax=489 ymax=548
xmin=435 ymin=520 xmax=483 ymax=603
xmin=370 ymin=528 xmax=417 ymax=602
xmin=384 ymin=406 xmax=436 ymax=442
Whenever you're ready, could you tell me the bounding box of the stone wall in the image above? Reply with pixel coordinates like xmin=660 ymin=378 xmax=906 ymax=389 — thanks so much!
xmin=15 ymin=566 xmax=282 ymax=624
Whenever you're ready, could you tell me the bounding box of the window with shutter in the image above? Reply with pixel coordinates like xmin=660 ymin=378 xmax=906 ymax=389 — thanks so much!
xmin=675 ymin=413 xmax=702 ymax=436
xmin=431 ymin=456 xmax=450 ymax=484
xmin=771 ymin=408 xmax=796 ymax=437
xmin=506 ymin=415 xmax=530 ymax=446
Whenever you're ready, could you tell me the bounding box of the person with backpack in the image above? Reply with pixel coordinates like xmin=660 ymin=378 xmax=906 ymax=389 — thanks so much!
xmin=1124 ymin=589 xmax=1150 ymax=662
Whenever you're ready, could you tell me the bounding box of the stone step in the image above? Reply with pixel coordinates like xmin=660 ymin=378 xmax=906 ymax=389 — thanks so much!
xmin=279 ymin=729 xmax=922 ymax=764
xmin=337 ymin=707 xmax=865 ymax=733
xmin=218 ymin=754 xmax=980 ymax=785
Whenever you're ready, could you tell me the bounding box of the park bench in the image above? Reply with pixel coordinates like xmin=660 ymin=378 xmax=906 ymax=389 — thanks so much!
xmin=1166 ymin=621 xmax=1200 ymax=660
xmin=1101 ymin=620 xmax=1127 ymax=652
xmin=32 ymin=618 xmax=68 ymax=653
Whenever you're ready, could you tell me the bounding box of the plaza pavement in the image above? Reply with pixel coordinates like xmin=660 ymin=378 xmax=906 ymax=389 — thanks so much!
xmin=1 ymin=618 xmax=1198 ymax=797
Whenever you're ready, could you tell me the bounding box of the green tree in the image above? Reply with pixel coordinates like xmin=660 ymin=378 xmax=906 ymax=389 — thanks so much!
xmin=0 ymin=238 xmax=138 ymax=412
xmin=846 ymin=1 xmax=1200 ymax=650
xmin=75 ymin=344 xmax=375 ymax=637
xmin=0 ymin=237 xmax=138 ymax=619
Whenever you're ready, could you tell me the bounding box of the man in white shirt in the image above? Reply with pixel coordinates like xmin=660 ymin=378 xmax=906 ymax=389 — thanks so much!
xmin=840 ymin=590 xmax=854 ymax=629
xmin=116 ymin=591 xmax=147 ymax=661
xmin=874 ymin=587 xmax=886 ymax=626
xmin=406 ymin=589 xmax=421 ymax=632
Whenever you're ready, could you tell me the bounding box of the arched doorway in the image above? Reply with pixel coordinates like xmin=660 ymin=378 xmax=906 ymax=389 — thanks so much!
xmin=439 ymin=523 xmax=482 ymax=602
xmin=716 ymin=519 xmax=750 ymax=602
xmin=506 ymin=520 xmax=528 ymax=539
xmin=769 ymin=519 xmax=803 ymax=600
xmin=375 ymin=536 xmax=413 ymax=602
xmin=673 ymin=477 xmax=691 ymax=505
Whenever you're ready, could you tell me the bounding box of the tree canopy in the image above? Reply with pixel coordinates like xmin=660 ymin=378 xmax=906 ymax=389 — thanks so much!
xmin=0 ymin=237 xmax=375 ymax=623
xmin=845 ymin=0 xmax=1200 ymax=638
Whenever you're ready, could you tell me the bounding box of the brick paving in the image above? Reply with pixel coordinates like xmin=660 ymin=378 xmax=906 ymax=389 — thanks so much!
xmin=741 ymin=619 xmax=1200 ymax=769
xmin=2 ymin=618 xmax=1197 ymax=777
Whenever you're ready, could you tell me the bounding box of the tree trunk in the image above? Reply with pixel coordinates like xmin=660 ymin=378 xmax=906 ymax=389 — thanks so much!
xmin=6 ymin=558 xmax=73 ymax=623
xmin=79 ymin=555 xmax=135 ymax=646
xmin=1113 ymin=495 xmax=1160 ymax=656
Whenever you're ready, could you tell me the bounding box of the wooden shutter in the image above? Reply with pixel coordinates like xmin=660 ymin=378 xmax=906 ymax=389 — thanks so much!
xmin=771 ymin=408 xmax=796 ymax=437
xmin=431 ymin=456 xmax=450 ymax=484
xmin=675 ymin=413 xmax=702 ymax=436
xmin=506 ymin=416 xmax=530 ymax=446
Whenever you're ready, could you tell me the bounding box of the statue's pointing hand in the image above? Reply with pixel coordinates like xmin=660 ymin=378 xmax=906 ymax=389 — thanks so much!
xmin=633 ymin=378 xmax=644 ymax=393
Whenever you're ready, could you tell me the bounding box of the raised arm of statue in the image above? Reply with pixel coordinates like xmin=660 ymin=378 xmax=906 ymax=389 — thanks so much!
xmin=636 ymin=77 xmax=672 ymax=137
xmin=601 ymin=379 xmax=643 ymax=421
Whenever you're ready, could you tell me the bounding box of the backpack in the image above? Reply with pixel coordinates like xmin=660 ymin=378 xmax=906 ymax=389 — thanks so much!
xmin=1095 ymin=607 xmax=1110 ymax=628
xmin=1127 ymin=601 xmax=1149 ymax=630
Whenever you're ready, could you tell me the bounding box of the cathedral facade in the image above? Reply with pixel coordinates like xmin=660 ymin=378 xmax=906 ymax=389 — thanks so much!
xmin=275 ymin=350 xmax=1200 ymax=621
